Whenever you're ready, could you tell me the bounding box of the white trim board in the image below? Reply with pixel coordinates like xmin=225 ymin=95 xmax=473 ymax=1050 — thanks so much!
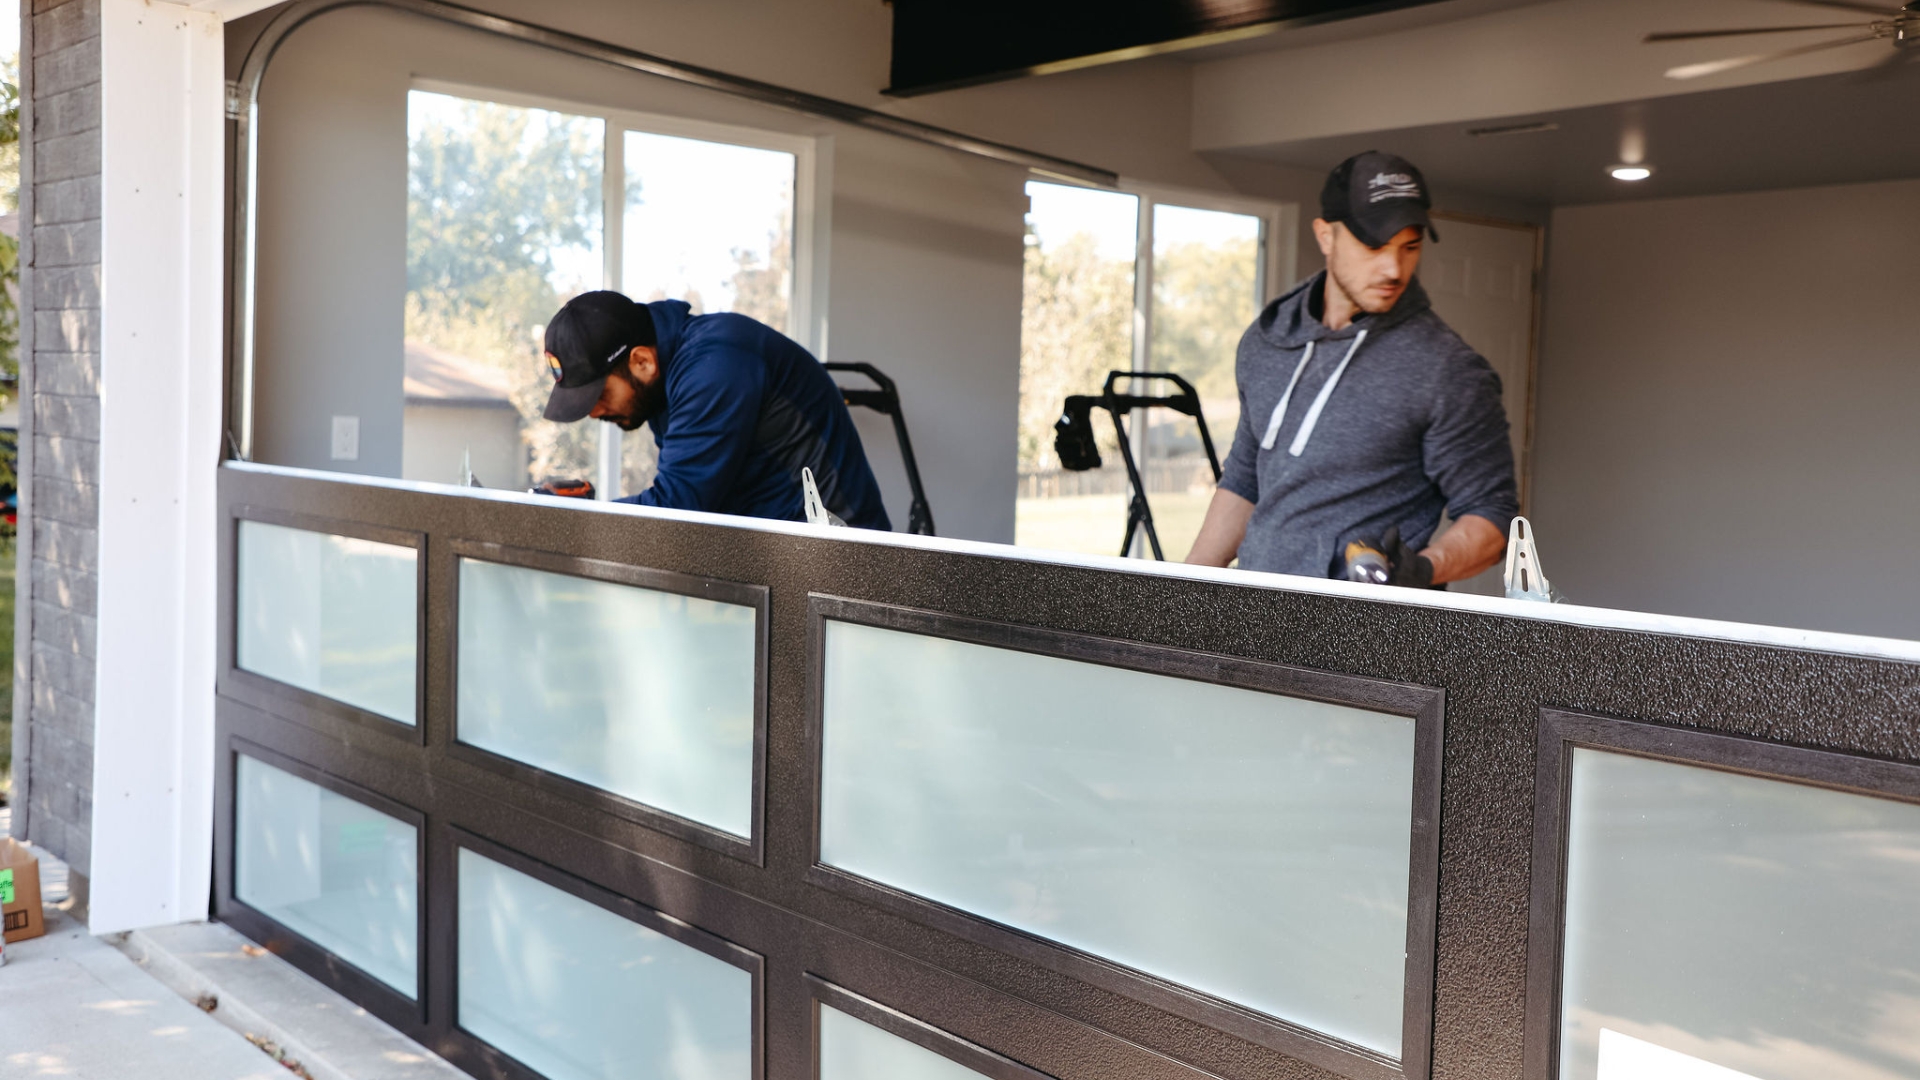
xmin=92 ymin=0 xmax=227 ymax=934
xmin=225 ymin=461 xmax=1920 ymax=667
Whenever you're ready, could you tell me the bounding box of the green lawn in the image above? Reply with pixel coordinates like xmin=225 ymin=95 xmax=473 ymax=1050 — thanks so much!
xmin=1015 ymin=492 xmax=1215 ymax=563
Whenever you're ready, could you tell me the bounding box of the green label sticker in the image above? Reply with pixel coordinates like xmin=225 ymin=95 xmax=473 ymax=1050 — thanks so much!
xmin=0 ymin=867 xmax=14 ymax=906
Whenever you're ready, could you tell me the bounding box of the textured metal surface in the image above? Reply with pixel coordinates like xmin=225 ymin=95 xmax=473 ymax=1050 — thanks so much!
xmin=1521 ymin=710 xmax=1920 ymax=1079
xmin=225 ymin=504 xmax=429 ymax=744
xmin=438 ymin=825 xmax=769 ymax=1080
xmin=800 ymin=595 xmax=1444 ymax=1080
xmin=442 ymin=538 xmax=771 ymax=864
xmin=214 ymin=465 xmax=1920 ymax=1080
xmin=217 ymin=735 xmax=430 ymax=1031
xmin=808 ymin=976 xmax=1058 ymax=1080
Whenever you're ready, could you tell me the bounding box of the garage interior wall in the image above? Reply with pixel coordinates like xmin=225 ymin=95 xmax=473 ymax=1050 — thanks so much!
xmin=236 ymin=1 xmax=1337 ymax=545
xmin=1529 ymin=176 xmax=1920 ymax=640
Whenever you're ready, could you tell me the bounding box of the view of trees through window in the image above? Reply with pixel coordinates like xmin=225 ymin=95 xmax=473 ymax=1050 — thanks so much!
xmin=623 ymin=130 xmax=795 ymax=334
xmin=1017 ymin=182 xmax=1266 ymax=560
xmin=1144 ymin=204 xmax=1263 ymax=561
xmin=405 ymin=91 xmax=605 ymax=490
xmin=403 ymin=91 xmax=798 ymax=496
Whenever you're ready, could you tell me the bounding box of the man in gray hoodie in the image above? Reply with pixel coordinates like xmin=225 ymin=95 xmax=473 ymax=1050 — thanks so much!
xmin=1187 ymin=151 xmax=1517 ymax=587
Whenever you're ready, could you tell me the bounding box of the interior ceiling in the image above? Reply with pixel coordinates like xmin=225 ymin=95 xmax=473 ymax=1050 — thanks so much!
xmin=885 ymin=0 xmax=1463 ymax=95
xmin=1211 ymin=39 xmax=1920 ymax=208
xmin=1174 ymin=0 xmax=1547 ymax=61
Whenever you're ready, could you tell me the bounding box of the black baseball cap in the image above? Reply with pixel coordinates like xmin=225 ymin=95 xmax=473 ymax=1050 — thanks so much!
xmin=1319 ymin=151 xmax=1439 ymax=249
xmin=542 ymin=291 xmax=656 ymax=422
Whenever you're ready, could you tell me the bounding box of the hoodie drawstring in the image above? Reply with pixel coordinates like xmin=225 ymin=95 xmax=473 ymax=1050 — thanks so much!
xmin=1259 ymin=341 xmax=1313 ymax=451
xmin=1289 ymin=329 xmax=1367 ymax=457
xmin=1259 ymin=330 xmax=1369 ymax=457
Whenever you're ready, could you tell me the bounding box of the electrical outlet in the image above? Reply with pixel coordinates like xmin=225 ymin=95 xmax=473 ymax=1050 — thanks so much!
xmin=331 ymin=415 xmax=360 ymax=461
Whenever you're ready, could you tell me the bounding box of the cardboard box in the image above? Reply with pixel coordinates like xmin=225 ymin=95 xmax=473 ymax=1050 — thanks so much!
xmin=1 ymin=836 xmax=46 ymax=944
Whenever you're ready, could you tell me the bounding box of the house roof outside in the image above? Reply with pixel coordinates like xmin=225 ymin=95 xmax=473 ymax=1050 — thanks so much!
xmin=404 ymin=340 xmax=520 ymax=410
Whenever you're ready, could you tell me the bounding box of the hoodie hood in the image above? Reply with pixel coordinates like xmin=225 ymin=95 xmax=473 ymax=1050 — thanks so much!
xmin=1259 ymin=271 xmax=1433 ymax=350
xmin=1218 ymin=265 xmax=1518 ymax=580
xmin=644 ymin=299 xmax=696 ymax=373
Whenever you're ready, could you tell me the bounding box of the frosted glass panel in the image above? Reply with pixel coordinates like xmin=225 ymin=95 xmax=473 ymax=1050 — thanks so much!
xmin=1560 ymin=750 xmax=1920 ymax=1080
xmin=236 ymin=520 xmax=418 ymax=724
xmin=457 ymin=559 xmax=757 ymax=837
xmin=819 ymin=620 xmax=1416 ymax=1056
xmin=457 ymin=850 xmax=752 ymax=1080
xmin=234 ymin=755 xmax=417 ymax=995
xmin=818 ymin=1005 xmax=988 ymax=1080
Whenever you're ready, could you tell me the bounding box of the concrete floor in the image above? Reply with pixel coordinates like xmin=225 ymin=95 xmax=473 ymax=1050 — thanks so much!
xmin=1 ymin=810 xmax=463 ymax=1080
xmin=0 ymin=906 xmax=283 ymax=1080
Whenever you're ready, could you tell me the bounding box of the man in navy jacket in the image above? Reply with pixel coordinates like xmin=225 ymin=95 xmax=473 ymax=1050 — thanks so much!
xmin=543 ymin=291 xmax=891 ymax=530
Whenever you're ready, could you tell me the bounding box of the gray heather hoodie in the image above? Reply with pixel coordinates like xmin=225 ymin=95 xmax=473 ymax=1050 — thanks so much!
xmin=1218 ymin=271 xmax=1518 ymax=579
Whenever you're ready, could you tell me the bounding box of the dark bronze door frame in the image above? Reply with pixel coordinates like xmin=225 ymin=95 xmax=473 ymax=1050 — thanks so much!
xmin=213 ymin=462 xmax=1920 ymax=1080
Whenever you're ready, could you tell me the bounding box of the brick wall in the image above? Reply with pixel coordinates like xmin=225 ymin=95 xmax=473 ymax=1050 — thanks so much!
xmin=12 ymin=0 xmax=102 ymax=892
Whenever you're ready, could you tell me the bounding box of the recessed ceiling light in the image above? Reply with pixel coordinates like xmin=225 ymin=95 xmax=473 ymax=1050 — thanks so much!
xmin=1610 ymin=165 xmax=1654 ymax=182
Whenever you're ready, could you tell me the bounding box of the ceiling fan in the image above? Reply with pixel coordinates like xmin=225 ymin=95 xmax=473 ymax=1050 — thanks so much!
xmin=1646 ymin=0 xmax=1917 ymax=80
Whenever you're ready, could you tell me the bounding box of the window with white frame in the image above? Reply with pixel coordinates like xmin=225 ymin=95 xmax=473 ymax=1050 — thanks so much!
xmin=402 ymin=87 xmax=809 ymax=498
xmin=1017 ymin=180 xmax=1282 ymax=560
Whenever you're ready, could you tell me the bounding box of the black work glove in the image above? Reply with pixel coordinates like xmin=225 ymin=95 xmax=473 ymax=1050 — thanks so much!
xmin=1378 ymin=526 xmax=1435 ymax=589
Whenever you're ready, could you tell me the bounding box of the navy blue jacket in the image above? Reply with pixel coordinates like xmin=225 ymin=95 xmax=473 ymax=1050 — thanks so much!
xmin=616 ymin=302 xmax=891 ymax=530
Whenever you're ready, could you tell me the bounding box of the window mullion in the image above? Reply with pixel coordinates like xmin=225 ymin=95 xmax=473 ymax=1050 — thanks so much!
xmin=1131 ymin=195 xmax=1153 ymax=378
xmin=597 ymin=121 xmax=625 ymax=499
xmin=603 ymin=118 xmax=624 ymax=293
xmin=1127 ymin=195 xmax=1155 ymax=558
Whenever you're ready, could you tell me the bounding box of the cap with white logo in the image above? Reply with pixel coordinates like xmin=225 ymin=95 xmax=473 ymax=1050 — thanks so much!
xmin=1319 ymin=150 xmax=1439 ymax=250
xmin=542 ymin=290 xmax=657 ymax=423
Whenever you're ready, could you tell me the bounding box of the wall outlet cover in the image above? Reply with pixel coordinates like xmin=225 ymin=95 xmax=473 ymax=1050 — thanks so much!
xmin=331 ymin=415 xmax=360 ymax=461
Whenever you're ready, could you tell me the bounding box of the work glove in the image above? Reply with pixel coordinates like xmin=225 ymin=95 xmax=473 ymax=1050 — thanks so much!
xmin=1377 ymin=525 xmax=1434 ymax=589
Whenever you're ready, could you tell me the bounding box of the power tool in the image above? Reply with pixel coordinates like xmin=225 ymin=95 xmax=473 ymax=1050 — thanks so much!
xmin=1343 ymin=539 xmax=1392 ymax=585
xmin=531 ymin=476 xmax=596 ymax=499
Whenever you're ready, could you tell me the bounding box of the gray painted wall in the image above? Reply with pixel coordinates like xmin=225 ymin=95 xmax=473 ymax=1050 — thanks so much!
xmin=1530 ymin=177 xmax=1920 ymax=640
xmin=247 ymin=5 xmax=1027 ymax=542
xmin=237 ymin=1 xmax=1349 ymax=545
xmin=13 ymin=0 xmax=101 ymax=897
xmin=249 ymin=9 xmax=408 ymax=481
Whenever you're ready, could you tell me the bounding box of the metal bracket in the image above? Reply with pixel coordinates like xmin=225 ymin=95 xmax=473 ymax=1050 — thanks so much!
xmin=1504 ymin=516 xmax=1558 ymax=603
xmin=801 ymin=468 xmax=846 ymax=528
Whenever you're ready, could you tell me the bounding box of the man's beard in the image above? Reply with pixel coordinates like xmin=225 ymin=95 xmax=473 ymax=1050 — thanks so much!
xmin=1330 ymin=260 xmax=1405 ymax=315
xmin=607 ymin=366 xmax=661 ymax=431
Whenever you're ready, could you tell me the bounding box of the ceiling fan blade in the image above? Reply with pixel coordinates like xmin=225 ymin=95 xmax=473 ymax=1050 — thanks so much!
xmin=1647 ymin=22 xmax=1866 ymax=42
xmin=1665 ymin=32 xmax=1883 ymax=79
xmin=1766 ymin=0 xmax=1902 ymax=14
